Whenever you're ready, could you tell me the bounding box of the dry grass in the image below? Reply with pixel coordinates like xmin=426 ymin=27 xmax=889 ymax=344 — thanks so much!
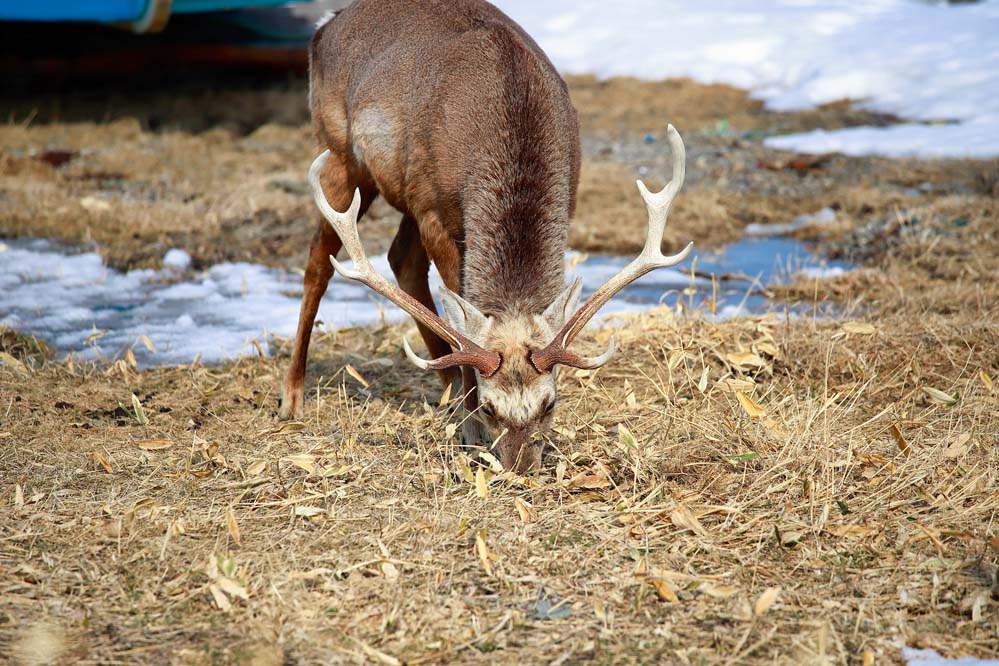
xmin=2 ymin=74 xmax=999 ymax=665
xmin=2 ymin=300 xmax=998 ymax=664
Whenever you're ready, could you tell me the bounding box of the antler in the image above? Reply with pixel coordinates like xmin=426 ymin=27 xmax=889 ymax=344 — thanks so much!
xmin=309 ymin=151 xmax=501 ymax=377
xmin=530 ymin=125 xmax=694 ymax=373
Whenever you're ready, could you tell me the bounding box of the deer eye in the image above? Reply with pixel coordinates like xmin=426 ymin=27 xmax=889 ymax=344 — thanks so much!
xmin=480 ymin=403 xmax=497 ymax=419
xmin=542 ymin=399 xmax=556 ymax=416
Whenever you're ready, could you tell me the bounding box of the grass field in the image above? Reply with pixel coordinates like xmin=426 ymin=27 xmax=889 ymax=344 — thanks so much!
xmin=1 ymin=72 xmax=998 ymax=665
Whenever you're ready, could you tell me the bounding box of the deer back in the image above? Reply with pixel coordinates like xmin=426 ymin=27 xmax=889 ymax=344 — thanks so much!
xmin=309 ymin=0 xmax=581 ymax=316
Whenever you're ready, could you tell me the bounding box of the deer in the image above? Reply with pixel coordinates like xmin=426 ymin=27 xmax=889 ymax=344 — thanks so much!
xmin=280 ymin=0 xmax=693 ymax=473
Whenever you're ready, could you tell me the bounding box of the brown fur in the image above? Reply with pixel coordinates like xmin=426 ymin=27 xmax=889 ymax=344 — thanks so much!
xmin=282 ymin=0 xmax=582 ymax=471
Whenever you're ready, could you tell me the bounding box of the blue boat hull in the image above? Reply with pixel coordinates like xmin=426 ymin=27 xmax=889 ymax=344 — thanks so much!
xmin=0 ymin=0 xmax=303 ymax=29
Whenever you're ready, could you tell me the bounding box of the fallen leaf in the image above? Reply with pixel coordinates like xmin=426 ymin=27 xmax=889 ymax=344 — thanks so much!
xmin=209 ymin=583 xmax=231 ymax=612
xmin=514 ymin=497 xmax=536 ymax=523
xmin=670 ymin=505 xmax=708 ymax=537
xmin=216 ymin=575 xmax=248 ymax=600
xmin=718 ymin=378 xmax=756 ymax=393
xmin=923 ymin=386 xmax=958 ymax=406
xmin=137 ymin=439 xmax=172 ymax=451
xmin=479 ymin=451 xmax=504 ymax=474
xmin=754 ymin=586 xmax=782 ymax=617
xmin=697 ymin=367 xmax=709 ymax=393
xmin=475 ymin=468 xmax=490 ymax=499
xmin=294 ymin=505 xmax=324 ymax=518
xmin=380 ymin=561 xmax=400 ymax=581
xmin=246 ymin=460 xmax=267 ymax=476
xmin=703 ymin=584 xmax=739 ymax=598
xmin=344 ymin=364 xmax=369 ymax=388
xmin=475 ymin=530 xmax=493 ymax=577
xmin=226 ymin=506 xmax=241 ymax=546
xmin=842 ymin=322 xmax=878 ymax=335
xmin=90 ymin=451 xmax=114 ymax=474
xmin=735 ymin=391 xmax=766 ymax=419
xmin=890 ymin=423 xmax=909 ymax=456
xmin=652 ymin=578 xmax=679 ymax=603
xmin=943 ymin=433 xmax=971 ymax=458
xmin=283 ymin=454 xmax=317 ymax=474
xmin=727 ymin=352 xmax=767 ymax=369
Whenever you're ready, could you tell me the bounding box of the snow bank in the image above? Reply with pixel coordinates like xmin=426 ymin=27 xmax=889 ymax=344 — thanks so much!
xmin=904 ymin=648 xmax=999 ymax=666
xmin=0 ymin=238 xmax=844 ymax=367
xmin=491 ymin=0 xmax=999 ymax=158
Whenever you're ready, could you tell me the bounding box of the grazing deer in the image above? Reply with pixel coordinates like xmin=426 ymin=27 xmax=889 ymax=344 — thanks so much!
xmin=281 ymin=0 xmax=692 ymax=472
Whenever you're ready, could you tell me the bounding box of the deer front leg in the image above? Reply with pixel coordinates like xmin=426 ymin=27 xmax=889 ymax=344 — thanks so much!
xmin=281 ymin=154 xmax=374 ymax=420
xmin=388 ymin=215 xmax=462 ymax=395
xmin=279 ymin=220 xmax=343 ymax=420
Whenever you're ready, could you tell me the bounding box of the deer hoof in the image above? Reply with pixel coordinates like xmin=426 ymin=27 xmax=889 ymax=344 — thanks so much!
xmin=278 ymin=384 xmax=304 ymax=421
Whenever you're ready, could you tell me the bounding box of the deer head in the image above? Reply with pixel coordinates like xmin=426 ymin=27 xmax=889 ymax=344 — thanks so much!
xmin=309 ymin=125 xmax=693 ymax=473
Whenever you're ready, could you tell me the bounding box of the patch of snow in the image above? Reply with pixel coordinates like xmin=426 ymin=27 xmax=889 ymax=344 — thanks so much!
xmin=746 ymin=208 xmax=837 ymax=236
xmin=491 ymin=0 xmax=999 ymax=158
xmin=798 ymin=265 xmax=847 ymax=279
xmin=903 ymin=647 xmax=999 ymax=666
xmin=162 ymin=248 xmax=192 ymax=270
xmin=0 ymin=235 xmax=847 ymax=367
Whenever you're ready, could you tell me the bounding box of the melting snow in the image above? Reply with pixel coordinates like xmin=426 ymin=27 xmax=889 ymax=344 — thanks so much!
xmin=491 ymin=0 xmax=999 ymax=158
xmin=904 ymin=648 xmax=999 ymax=666
xmin=0 ymin=237 xmax=846 ymax=367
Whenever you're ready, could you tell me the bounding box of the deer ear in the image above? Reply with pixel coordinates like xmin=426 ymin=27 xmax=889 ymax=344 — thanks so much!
xmin=438 ymin=286 xmax=491 ymax=343
xmin=543 ymin=277 xmax=583 ymax=329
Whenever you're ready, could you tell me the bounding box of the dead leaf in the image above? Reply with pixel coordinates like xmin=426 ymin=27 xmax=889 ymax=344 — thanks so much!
xmin=139 ymin=335 xmax=157 ymax=353
xmin=890 ymin=423 xmax=909 ymax=456
xmin=754 ymin=586 xmax=781 ymax=617
xmin=569 ymin=470 xmax=612 ymax=489
xmin=718 ymin=378 xmax=757 ymax=393
xmin=727 ymin=352 xmax=767 ymax=369
xmin=344 ymin=364 xmax=369 ymax=388
xmin=652 ymin=578 xmax=679 ymax=603
xmin=475 ymin=468 xmax=490 ymax=499
xmin=735 ymin=391 xmax=766 ymax=419
xmin=380 ymin=561 xmax=400 ymax=581
xmin=978 ymin=370 xmax=995 ymax=392
xmin=283 ymin=454 xmax=317 ymax=474
xmin=842 ymin=322 xmax=878 ymax=335
xmin=514 ymin=497 xmax=536 ymax=523
xmin=479 ymin=451 xmax=503 ymax=474
xmin=137 ymin=439 xmax=172 ymax=451
xmin=703 ymin=584 xmax=739 ymax=598
xmin=944 ymin=433 xmax=971 ymax=458
xmin=697 ymin=367 xmax=709 ymax=393
xmin=226 ymin=506 xmax=241 ymax=546
xmin=437 ymin=382 xmax=453 ymax=406
xmin=216 ymin=576 xmax=248 ymax=600
xmin=671 ymin=505 xmax=708 ymax=537
xmin=209 ymin=583 xmax=231 ymax=612
xmin=90 ymin=451 xmax=114 ymax=474
xmin=923 ymin=386 xmax=958 ymax=406
xmin=246 ymin=460 xmax=267 ymax=476
xmin=475 ymin=530 xmax=493 ymax=577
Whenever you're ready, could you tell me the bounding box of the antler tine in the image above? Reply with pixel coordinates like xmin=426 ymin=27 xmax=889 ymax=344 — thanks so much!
xmin=309 ymin=151 xmax=501 ymax=376
xmin=530 ymin=125 xmax=693 ymax=373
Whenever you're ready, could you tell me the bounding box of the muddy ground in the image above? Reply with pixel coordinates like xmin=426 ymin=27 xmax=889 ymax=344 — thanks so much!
xmin=1 ymin=68 xmax=998 ymax=666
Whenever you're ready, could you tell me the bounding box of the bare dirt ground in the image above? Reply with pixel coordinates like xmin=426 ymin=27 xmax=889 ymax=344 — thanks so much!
xmin=1 ymin=70 xmax=998 ymax=665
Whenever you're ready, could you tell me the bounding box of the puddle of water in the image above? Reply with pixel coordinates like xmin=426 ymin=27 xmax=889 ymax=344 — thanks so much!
xmin=0 ymin=235 xmax=848 ymax=367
